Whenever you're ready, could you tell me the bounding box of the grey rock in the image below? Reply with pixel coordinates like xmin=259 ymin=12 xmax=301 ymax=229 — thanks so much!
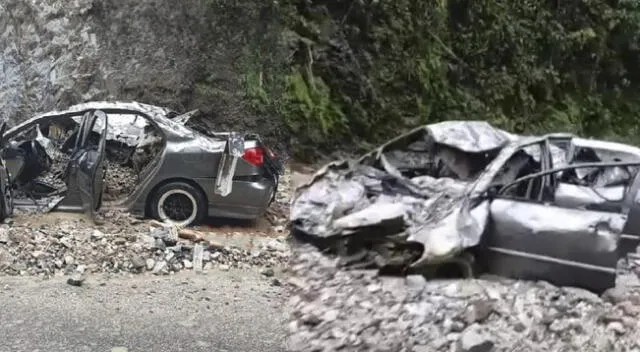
xmin=152 ymin=260 xmax=168 ymax=275
xmin=602 ymin=287 xmax=628 ymax=304
xmin=0 ymin=231 xmax=9 ymax=244
xmin=64 ymin=255 xmax=75 ymax=266
xmin=145 ymin=258 xmax=156 ymax=271
xmin=183 ymin=260 xmax=193 ymax=269
xmin=261 ymin=267 xmax=275 ymax=277
xmin=130 ymin=255 xmax=145 ymax=269
xmin=457 ymin=325 xmax=494 ymax=352
xmin=67 ymin=273 xmax=85 ymax=287
xmin=154 ymin=238 xmax=166 ymax=250
xmin=202 ymin=251 xmax=211 ymax=262
xmin=607 ymin=322 xmax=626 ymax=335
xmin=91 ymin=230 xmax=105 ymax=240
xmin=464 ymin=300 xmax=494 ymax=324
xmin=193 ymin=244 xmax=204 ymax=273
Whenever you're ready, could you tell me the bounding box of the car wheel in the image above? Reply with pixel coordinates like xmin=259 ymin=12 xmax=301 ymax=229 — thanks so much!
xmin=150 ymin=182 xmax=206 ymax=227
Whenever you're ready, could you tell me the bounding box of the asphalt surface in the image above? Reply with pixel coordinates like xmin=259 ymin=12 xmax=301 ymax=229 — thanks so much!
xmin=0 ymin=269 xmax=287 ymax=352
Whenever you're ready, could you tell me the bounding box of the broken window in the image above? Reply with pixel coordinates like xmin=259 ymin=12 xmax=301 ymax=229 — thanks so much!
xmin=89 ymin=113 xmax=164 ymax=202
xmin=554 ymin=164 xmax=638 ymax=213
xmin=488 ymin=141 xmax=548 ymax=200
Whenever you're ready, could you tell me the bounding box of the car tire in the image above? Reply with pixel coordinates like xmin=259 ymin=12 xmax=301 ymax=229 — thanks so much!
xmin=150 ymin=182 xmax=206 ymax=227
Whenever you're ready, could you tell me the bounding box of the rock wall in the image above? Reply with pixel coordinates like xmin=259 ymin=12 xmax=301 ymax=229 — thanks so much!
xmin=0 ymin=0 xmax=288 ymax=148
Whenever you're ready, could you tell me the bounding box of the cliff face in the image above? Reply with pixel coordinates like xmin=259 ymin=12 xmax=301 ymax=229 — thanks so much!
xmin=0 ymin=0 xmax=289 ymax=148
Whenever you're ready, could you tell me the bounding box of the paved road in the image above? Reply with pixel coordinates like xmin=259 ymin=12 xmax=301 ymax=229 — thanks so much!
xmin=0 ymin=269 xmax=287 ymax=352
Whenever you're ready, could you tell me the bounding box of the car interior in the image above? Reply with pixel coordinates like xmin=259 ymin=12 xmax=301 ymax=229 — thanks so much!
xmin=0 ymin=112 xmax=166 ymax=212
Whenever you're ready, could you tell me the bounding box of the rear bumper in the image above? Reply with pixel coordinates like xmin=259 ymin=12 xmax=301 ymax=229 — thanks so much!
xmin=206 ymin=177 xmax=276 ymax=220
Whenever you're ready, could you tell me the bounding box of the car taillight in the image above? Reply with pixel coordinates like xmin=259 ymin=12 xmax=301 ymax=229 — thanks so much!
xmin=242 ymin=147 xmax=264 ymax=167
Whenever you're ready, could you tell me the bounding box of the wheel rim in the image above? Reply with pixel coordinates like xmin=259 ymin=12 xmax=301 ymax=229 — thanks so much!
xmin=157 ymin=190 xmax=197 ymax=226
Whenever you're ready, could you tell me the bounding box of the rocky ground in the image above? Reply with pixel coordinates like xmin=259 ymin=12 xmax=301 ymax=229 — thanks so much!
xmin=286 ymin=244 xmax=640 ymax=352
xmin=0 ymin=166 xmax=293 ymax=281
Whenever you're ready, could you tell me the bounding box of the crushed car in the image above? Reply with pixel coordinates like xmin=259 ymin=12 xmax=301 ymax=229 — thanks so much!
xmin=0 ymin=101 xmax=283 ymax=227
xmin=291 ymin=120 xmax=640 ymax=293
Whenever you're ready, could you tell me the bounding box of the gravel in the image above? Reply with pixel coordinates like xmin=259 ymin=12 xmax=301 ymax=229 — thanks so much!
xmin=286 ymin=243 xmax=640 ymax=352
xmin=103 ymin=160 xmax=139 ymax=200
xmin=0 ymin=211 xmax=290 ymax=278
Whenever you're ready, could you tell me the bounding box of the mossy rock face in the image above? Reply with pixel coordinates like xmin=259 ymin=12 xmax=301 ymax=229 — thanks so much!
xmin=269 ymin=0 xmax=640 ymax=160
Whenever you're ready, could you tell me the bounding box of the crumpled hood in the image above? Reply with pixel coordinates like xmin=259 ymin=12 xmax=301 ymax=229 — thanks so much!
xmin=290 ymin=160 xmax=489 ymax=267
xmin=290 ymin=120 xmax=529 ymax=268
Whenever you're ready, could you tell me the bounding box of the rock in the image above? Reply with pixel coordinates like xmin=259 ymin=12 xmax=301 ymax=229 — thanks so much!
xmin=152 ymin=260 xmax=168 ymax=275
xmin=154 ymin=238 xmax=166 ymax=250
xmin=261 ymin=267 xmax=275 ymax=277
xmin=602 ymin=287 xmax=628 ymax=304
xmin=67 ymin=273 xmax=85 ymax=287
xmin=202 ymin=251 xmax=211 ymax=262
xmin=219 ymin=264 xmax=230 ymax=271
xmin=113 ymin=237 xmax=127 ymax=245
xmin=464 ymin=300 xmax=494 ymax=324
xmin=145 ymin=258 xmax=156 ymax=271
xmin=193 ymin=244 xmax=204 ymax=273
xmin=91 ymin=230 xmax=105 ymax=240
xmin=607 ymin=322 xmax=626 ymax=335
xmin=183 ymin=260 xmax=193 ymax=269
xmin=60 ymin=237 xmax=74 ymax=248
xmin=139 ymin=235 xmax=156 ymax=249
xmin=130 ymin=255 xmax=145 ymax=269
xmin=619 ymin=301 xmax=640 ymax=317
xmin=64 ymin=256 xmax=75 ymax=266
xmin=457 ymin=325 xmax=495 ymax=352
xmin=0 ymin=249 xmax=14 ymax=268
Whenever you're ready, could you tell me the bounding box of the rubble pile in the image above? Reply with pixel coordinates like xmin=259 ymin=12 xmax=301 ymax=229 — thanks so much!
xmin=38 ymin=150 xmax=69 ymax=189
xmin=103 ymin=160 xmax=138 ymax=200
xmin=287 ymin=244 xmax=640 ymax=352
xmin=0 ymin=212 xmax=290 ymax=277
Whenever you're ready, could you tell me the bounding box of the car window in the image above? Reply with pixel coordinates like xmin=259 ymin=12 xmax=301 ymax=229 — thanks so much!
xmin=72 ymin=113 xmax=150 ymax=145
xmin=490 ymin=142 xmax=544 ymax=196
xmin=508 ymin=164 xmax=640 ymax=212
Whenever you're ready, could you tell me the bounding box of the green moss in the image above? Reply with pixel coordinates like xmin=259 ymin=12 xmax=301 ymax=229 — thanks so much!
xmin=202 ymin=0 xmax=640 ymax=160
xmin=281 ymin=70 xmax=347 ymax=154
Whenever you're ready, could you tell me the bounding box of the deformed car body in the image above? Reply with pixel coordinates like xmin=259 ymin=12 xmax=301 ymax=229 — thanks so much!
xmin=1 ymin=101 xmax=283 ymax=226
xmin=291 ymin=121 xmax=640 ymax=293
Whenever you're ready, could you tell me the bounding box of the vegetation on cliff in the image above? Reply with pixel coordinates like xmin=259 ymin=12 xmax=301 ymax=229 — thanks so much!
xmin=206 ymin=0 xmax=640 ymax=160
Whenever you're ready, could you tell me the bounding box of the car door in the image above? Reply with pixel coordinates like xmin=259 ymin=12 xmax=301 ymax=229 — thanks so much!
xmin=58 ymin=110 xmax=108 ymax=217
xmin=482 ymin=168 xmax=626 ymax=293
xmin=0 ymin=121 xmax=12 ymax=219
